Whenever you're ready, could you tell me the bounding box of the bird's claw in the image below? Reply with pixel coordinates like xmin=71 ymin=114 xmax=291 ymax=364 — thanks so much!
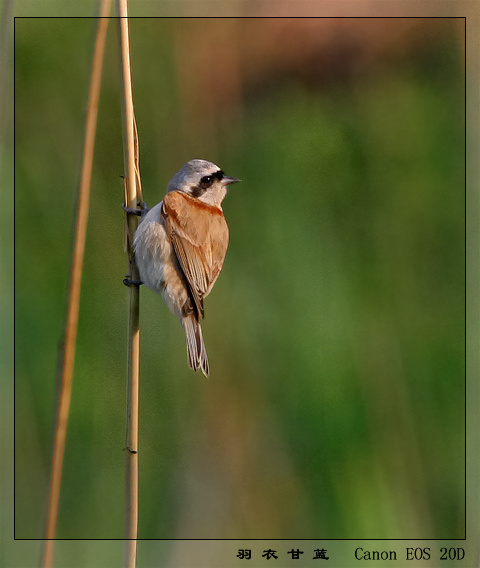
xmin=123 ymin=277 xmax=143 ymax=287
xmin=122 ymin=202 xmax=149 ymax=216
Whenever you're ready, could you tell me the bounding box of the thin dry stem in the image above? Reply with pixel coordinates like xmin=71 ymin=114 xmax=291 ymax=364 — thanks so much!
xmin=116 ymin=2 xmax=142 ymax=567
xmin=41 ymin=4 xmax=111 ymax=568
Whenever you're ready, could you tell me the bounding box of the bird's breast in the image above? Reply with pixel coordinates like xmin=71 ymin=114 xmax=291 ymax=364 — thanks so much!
xmin=133 ymin=203 xmax=173 ymax=292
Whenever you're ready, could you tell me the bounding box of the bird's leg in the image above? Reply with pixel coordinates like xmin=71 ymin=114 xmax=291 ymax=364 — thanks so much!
xmin=123 ymin=276 xmax=143 ymax=287
xmin=122 ymin=202 xmax=150 ymax=216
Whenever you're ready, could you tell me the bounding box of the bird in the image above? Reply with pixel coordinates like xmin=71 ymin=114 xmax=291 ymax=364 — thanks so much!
xmin=129 ymin=159 xmax=240 ymax=377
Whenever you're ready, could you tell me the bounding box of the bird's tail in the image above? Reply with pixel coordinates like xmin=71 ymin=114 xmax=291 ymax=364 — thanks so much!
xmin=183 ymin=316 xmax=209 ymax=377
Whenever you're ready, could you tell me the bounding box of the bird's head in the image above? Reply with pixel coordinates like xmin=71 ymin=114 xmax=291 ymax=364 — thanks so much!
xmin=167 ymin=159 xmax=240 ymax=208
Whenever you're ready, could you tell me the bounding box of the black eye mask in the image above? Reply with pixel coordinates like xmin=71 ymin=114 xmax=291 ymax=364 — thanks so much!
xmin=192 ymin=170 xmax=224 ymax=196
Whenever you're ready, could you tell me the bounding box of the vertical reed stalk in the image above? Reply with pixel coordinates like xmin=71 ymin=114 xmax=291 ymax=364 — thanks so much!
xmin=41 ymin=4 xmax=111 ymax=568
xmin=116 ymin=2 xmax=143 ymax=566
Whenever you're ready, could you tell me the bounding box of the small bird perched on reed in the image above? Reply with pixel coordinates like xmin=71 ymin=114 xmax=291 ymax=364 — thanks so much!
xmin=125 ymin=159 xmax=240 ymax=377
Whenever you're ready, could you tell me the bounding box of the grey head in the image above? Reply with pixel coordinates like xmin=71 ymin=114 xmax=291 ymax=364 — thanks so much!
xmin=167 ymin=159 xmax=240 ymax=208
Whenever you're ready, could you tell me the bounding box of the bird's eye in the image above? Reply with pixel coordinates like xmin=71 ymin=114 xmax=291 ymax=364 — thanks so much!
xmin=200 ymin=175 xmax=213 ymax=186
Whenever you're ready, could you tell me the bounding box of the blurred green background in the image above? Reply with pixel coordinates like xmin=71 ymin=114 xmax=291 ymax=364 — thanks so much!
xmin=11 ymin=14 xmax=468 ymax=567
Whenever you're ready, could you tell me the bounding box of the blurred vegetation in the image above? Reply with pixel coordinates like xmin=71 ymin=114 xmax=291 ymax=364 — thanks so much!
xmin=12 ymin=15 xmax=466 ymax=567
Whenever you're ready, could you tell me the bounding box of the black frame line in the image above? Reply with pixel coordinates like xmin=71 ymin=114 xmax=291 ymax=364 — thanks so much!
xmin=13 ymin=14 xmax=468 ymax=543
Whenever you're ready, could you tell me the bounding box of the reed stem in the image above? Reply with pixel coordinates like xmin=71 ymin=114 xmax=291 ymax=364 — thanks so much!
xmin=41 ymin=4 xmax=111 ymax=567
xmin=116 ymin=2 xmax=143 ymax=566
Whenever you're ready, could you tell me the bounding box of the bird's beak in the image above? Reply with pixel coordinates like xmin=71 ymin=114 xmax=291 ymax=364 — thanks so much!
xmin=223 ymin=176 xmax=241 ymax=186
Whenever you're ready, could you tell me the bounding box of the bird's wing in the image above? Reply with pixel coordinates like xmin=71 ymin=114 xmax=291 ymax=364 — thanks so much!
xmin=162 ymin=191 xmax=229 ymax=319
